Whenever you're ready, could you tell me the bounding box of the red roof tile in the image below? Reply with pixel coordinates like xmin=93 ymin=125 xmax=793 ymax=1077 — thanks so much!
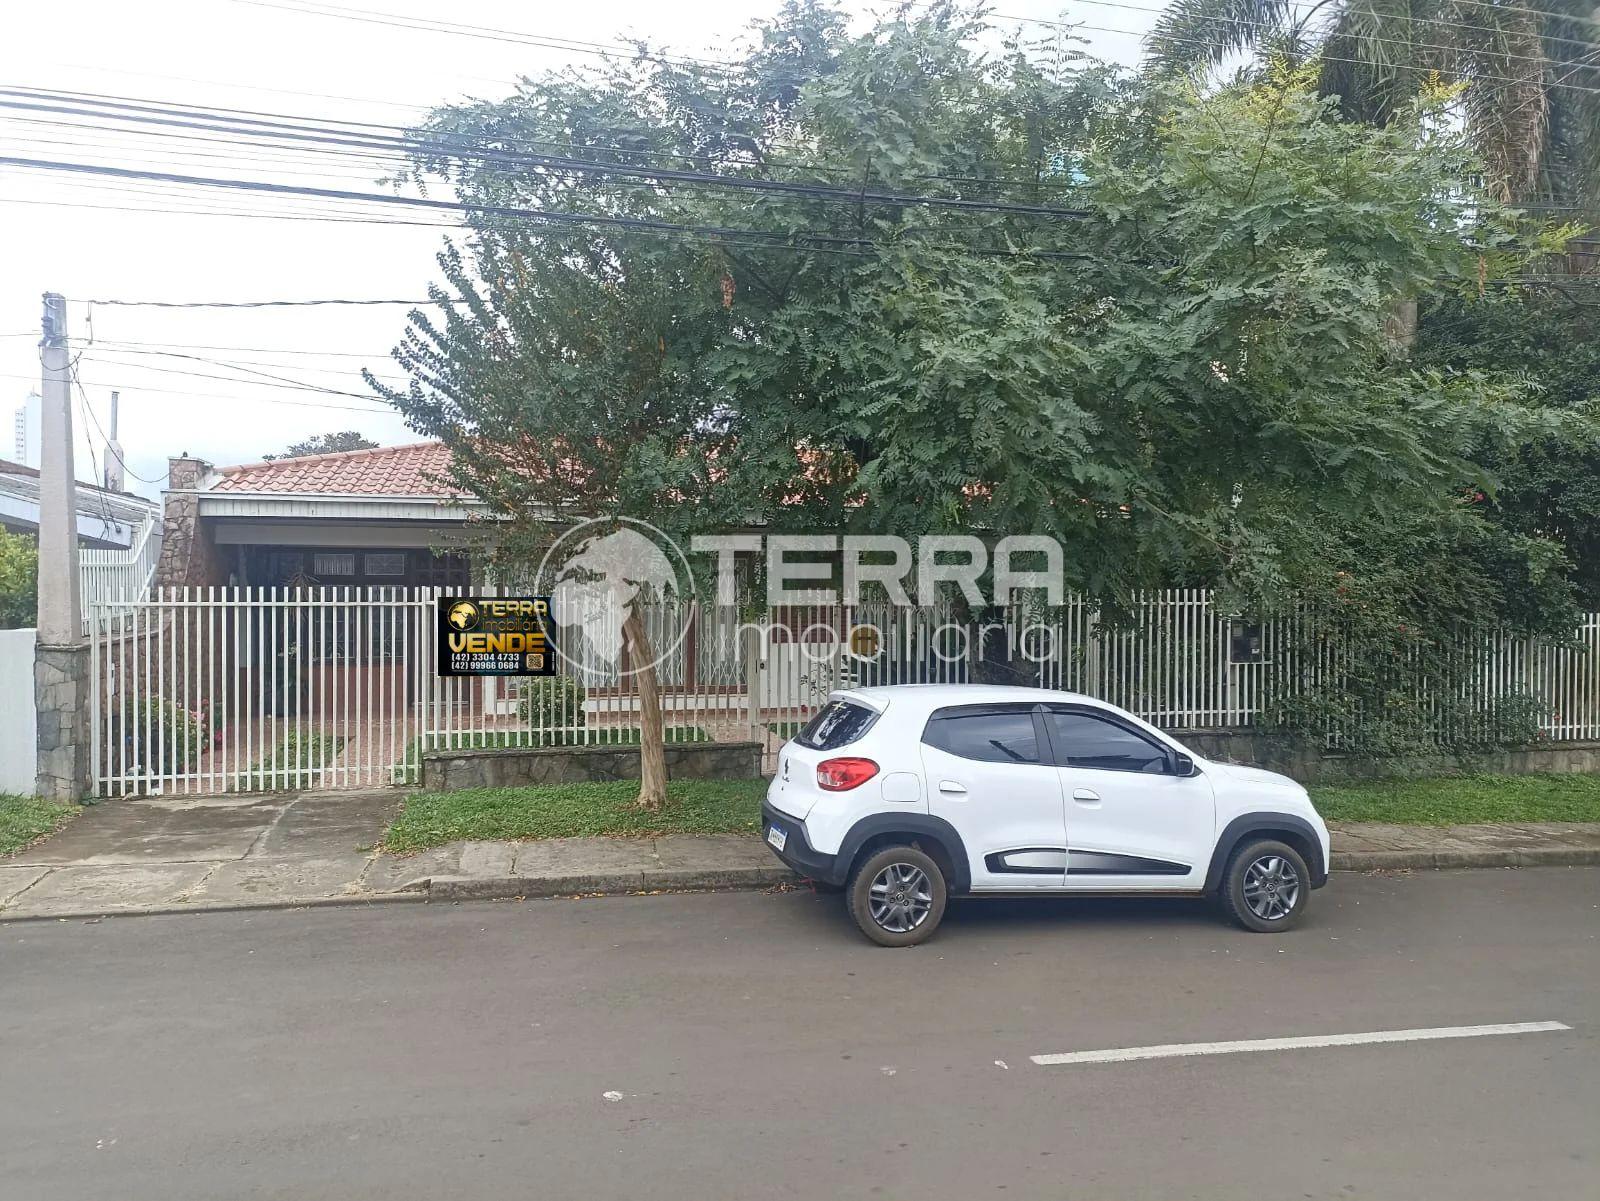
xmin=210 ymin=441 xmax=461 ymax=497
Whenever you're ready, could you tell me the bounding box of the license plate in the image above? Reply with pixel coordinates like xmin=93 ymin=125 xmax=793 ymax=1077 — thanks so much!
xmin=766 ymin=825 xmax=788 ymax=852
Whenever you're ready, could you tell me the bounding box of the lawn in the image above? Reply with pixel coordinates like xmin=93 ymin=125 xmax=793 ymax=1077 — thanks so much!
xmin=384 ymin=777 xmax=767 ymax=853
xmin=384 ymin=769 xmax=1600 ymax=853
xmin=0 ymin=794 xmax=80 ymax=856
xmin=1310 ymin=773 xmax=1600 ymax=825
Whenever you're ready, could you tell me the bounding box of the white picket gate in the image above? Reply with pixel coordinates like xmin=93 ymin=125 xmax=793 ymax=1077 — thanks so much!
xmin=83 ymin=587 xmax=1600 ymax=797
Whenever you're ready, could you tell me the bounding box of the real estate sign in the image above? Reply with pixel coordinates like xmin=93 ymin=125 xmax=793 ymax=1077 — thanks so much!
xmin=437 ymin=596 xmax=556 ymax=677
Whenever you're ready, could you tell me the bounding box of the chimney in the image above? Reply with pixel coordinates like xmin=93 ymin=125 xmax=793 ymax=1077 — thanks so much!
xmin=102 ymin=390 xmax=126 ymax=493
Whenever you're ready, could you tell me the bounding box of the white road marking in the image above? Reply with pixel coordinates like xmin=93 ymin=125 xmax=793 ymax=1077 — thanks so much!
xmin=1030 ymin=1021 xmax=1571 ymax=1067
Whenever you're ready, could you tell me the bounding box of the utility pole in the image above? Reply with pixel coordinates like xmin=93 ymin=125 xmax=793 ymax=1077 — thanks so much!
xmin=35 ymin=292 xmax=89 ymax=800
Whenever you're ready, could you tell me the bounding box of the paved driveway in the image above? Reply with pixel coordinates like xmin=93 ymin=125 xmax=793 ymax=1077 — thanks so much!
xmin=0 ymin=791 xmax=401 ymax=916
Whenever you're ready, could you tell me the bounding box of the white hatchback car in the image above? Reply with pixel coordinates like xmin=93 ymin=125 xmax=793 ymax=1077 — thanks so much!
xmin=762 ymin=684 xmax=1330 ymax=946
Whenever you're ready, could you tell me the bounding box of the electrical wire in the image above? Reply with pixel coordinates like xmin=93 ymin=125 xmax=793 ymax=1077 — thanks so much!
xmin=0 ymin=155 xmax=1096 ymax=262
xmin=0 ymin=87 xmax=1095 ymax=216
xmin=68 ymin=358 xmax=171 ymax=485
xmin=224 ymin=0 xmax=741 ymax=73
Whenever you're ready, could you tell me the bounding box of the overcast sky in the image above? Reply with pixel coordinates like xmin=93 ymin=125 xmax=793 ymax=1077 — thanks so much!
xmin=0 ymin=0 xmax=1156 ymax=498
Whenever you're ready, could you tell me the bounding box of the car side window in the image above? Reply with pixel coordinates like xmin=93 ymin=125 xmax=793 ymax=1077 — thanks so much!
xmin=922 ymin=706 xmax=1041 ymax=765
xmin=1044 ymin=709 xmax=1170 ymax=774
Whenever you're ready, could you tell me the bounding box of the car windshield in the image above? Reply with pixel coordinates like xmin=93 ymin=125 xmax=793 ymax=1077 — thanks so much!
xmin=796 ymin=699 xmax=878 ymax=750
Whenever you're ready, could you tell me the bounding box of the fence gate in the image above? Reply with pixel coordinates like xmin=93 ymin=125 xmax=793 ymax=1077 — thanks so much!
xmin=87 ymin=587 xmax=781 ymax=796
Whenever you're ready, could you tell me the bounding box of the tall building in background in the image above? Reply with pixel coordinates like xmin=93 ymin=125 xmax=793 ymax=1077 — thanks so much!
xmin=11 ymin=391 xmax=41 ymax=467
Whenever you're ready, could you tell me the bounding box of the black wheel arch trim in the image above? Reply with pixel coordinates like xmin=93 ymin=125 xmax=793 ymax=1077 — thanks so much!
xmin=1204 ymin=812 xmax=1327 ymax=895
xmin=838 ymin=814 xmax=973 ymax=894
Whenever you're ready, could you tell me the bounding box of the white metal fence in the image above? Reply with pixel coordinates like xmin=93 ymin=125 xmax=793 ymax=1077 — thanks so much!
xmin=0 ymin=628 xmax=37 ymax=793
xmin=84 ymin=587 xmax=1600 ymax=796
xmin=80 ymin=519 xmax=159 ymax=630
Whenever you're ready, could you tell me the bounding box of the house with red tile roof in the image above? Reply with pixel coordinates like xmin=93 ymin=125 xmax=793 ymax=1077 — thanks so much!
xmin=153 ymin=441 xmax=481 ymax=590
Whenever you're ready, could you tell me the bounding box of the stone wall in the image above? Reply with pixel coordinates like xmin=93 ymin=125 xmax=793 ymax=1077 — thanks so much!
xmin=1173 ymin=728 xmax=1600 ymax=784
xmin=34 ymin=644 xmax=89 ymax=799
xmin=153 ymin=455 xmax=226 ymax=590
xmin=420 ymin=741 xmax=765 ymax=792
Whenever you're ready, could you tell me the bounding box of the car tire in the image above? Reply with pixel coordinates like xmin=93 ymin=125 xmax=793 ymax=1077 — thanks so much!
xmin=1218 ymin=838 xmax=1311 ymax=932
xmin=846 ymin=844 xmax=948 ymax=947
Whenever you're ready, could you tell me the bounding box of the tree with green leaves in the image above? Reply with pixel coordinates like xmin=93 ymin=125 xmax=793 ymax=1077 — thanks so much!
xmin=1147 ymin=0 xmax=1600 ymax=211
xmin=0 ymin=528 xmax=38 ymax=629
xmin=373 ymin=2 xmax=1588 ymax=795
xmin=1415 ymin=288 xmax=1600 ymax=605
xmin=264 ymin=431 xmax=378 ymax=461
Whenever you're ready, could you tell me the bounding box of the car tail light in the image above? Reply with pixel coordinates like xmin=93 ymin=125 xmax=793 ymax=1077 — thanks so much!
xmin=816 ymin=757 xmax=879 ymax=791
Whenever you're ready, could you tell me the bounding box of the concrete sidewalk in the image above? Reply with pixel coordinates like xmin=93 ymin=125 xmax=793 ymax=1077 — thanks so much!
xmin=3 ymin=790 xmax=1599 ymax=920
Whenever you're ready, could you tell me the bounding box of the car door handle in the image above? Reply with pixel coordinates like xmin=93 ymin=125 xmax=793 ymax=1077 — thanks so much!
xmin=1072 ymin=787 xmax=1101 ymax=803
xmin=938 ymin=781 xmax=968 ymax=796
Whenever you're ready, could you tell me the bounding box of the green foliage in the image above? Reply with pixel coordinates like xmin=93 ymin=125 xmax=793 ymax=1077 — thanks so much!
xmin=1416 ymin=290 xmax=1600 ymax=605
xmin=0 ymin=529 xmax=38 ymax=629
xmin=263 ymin=431 xmax=378 ymax=461
xmin=515 ymin=676 xmax=586 ymax=729
xmin=371 ymin=5 xmax=1592 ymax=615
xmin=1257 ymin=513 xmax=1574 ymax=757
xmin=117 ymin=696 xmax=210 ymax=776
xmin=1146 ymin=0 xmax=1600 ymax=210
xmin=1310 ymin=773 xmax=1600 ymax=824
xmin=384 ymin=778 xmax=766 ymax=852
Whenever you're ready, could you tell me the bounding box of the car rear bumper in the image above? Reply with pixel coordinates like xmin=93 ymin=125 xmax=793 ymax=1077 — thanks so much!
xmin=760 ymin=801 xmax=846 ymax=886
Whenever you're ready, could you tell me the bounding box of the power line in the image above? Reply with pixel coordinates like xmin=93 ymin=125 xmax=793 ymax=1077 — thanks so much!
xmin=68 ymin=359 xmax=171 ymax=485
xmin=76 ymin=296 xmax=441 ymax=309
xmin=0 ymin=87 xmax=1094 ymax=216
xmin=225 ymin=0 xmax=740 ymax=72
xmin=974 ymin=0 xmax=1600 ymax=58
xmin=89 ymin=347 xmax=408 ymax=391
xmin=0 ymin=155 xmax=1094 ymax=261
xmin=0 ymin=368 xmax=399 ymax=415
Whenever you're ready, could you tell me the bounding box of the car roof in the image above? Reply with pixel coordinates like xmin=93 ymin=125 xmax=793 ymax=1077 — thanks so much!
xmin=835 ymin=683 xmax=1099 ymax=711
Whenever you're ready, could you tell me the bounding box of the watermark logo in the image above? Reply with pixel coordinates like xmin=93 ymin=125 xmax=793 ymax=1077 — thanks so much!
xmin=534 ymin=517 xmax=695 ymax=679
xmin=691 ymin=534 xmax=1064 ymax=608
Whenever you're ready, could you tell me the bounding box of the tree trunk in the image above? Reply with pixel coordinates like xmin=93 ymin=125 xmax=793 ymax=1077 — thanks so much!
xmin=623 ymin=608 xmax=669 ymax=812
xmin=1384 ymin=296 xmax=1418 ymax=354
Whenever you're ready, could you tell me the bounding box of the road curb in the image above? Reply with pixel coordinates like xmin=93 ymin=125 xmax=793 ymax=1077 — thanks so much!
xmin=1331 ymin=847 xmax=1600 ymax=871
xmin=0 ymin=891 xmax=431 ymax=925
xmin=422 ymin=864 xmax=799 ymax=900
xmin=6 ymin=849 xmax=1595 ymax=921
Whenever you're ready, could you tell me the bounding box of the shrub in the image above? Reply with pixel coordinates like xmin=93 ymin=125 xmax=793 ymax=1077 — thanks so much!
xmin=516 ymin=676 xmax=586 ymax=731
xmin=116 ymin=695 xmax=210 ymax=775
xmin=0 ymin=529 xmax=37 ymax=629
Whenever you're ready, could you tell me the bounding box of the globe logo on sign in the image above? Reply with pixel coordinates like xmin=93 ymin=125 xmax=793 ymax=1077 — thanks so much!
xmin=534 ymin=518 xmax=694 ymax=679
xmin=446 ymin=599 xmax=481 ymax=632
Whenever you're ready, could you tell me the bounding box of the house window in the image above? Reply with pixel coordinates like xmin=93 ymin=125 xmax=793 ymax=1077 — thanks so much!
xmin=313 ymin=553 xmax=356 ymax=577
xmin=364 ymin=552 xmax=407 ymax=577
xmin=414 ymin=551 xmax=470 ymax=588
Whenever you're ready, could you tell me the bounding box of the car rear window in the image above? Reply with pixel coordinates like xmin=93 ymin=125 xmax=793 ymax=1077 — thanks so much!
xmin=922 ymin=706 xmax=1041 ymax=764
xmin=796 ymin=700 xmax=879 ymax=750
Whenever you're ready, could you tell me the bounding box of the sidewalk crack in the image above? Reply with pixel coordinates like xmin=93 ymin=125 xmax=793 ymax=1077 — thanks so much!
xmin=241 ymin=798 xmax=300 ymax=861
xmin=2 ymin=867 xmax=55 ymax=910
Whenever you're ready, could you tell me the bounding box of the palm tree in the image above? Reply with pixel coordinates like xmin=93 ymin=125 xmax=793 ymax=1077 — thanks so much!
xmin=1147 ymin=0 xmax=1600 ymax=210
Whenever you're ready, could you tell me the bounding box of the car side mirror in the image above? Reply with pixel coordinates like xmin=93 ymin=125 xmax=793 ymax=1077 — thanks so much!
xmin=1172 ymin=752 xmax=1195 ymax=777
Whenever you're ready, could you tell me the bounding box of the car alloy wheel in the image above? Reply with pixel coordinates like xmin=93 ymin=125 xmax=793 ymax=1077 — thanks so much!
xmin=1241 ymin=853 xmax=1301 ymax=922
xmin=867 ymin=862 xmax=933 ymax=933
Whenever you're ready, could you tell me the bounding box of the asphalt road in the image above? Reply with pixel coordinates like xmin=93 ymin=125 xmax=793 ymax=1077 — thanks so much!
xmin=2 ymin=868 xmax=1596 ymax=1201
